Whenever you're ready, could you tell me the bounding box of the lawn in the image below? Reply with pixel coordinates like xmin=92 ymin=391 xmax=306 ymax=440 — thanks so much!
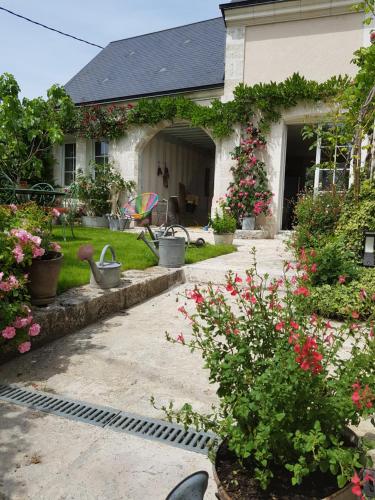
xmin=52 ymin=227 xmax=236 ymax=293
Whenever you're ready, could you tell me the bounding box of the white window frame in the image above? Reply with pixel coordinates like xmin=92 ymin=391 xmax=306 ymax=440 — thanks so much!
xmin=63 ymin=143 xmax=76 ymax=186
xmin=94 ymin=140 xmax=109 ymax=165
xmin=313 ymin=128 xmax=351 ymax=194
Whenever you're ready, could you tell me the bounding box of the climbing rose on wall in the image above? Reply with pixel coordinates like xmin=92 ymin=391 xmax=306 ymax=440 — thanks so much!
xmin=225 ymin=125 xmax=273 ymax=221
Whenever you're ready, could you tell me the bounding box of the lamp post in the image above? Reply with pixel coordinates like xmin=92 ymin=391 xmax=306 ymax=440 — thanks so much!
xmin=363 ymin=231 xmax=375 ymax=267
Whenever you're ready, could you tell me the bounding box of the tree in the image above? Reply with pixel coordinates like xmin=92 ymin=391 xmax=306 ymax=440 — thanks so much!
xmin=0 ymin=73 xmax=75 ymax=182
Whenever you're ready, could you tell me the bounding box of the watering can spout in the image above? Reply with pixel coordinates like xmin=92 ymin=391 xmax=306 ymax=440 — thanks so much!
xmin=137 ymin=231 xmax=159 ymax=259
xmin=77 ymin=245 xmax=103 ymax=284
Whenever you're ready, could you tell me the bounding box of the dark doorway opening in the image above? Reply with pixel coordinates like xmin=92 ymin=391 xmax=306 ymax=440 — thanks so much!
xmin=282 ymin=125 xmax=315 ymax=230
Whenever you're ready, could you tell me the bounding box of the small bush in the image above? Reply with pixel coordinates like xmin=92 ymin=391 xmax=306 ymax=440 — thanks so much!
xmin=308 ymin=268 xmax=375 ymax=320
xmin=292 ymin=191 xmax=344 ymax=251
xmin=336 ymin=181 xmax=375 ymax=259
xmin=210 ymin=210 xmax=237 ymax=234
xmin=307 ymin=238 xmax=359 ymax=286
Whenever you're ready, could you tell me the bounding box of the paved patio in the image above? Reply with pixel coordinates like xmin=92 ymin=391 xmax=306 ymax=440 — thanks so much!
xmin=0 ymin=239 xmax=291 ymax=500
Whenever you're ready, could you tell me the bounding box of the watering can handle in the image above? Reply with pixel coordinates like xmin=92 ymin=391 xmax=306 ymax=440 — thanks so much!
xmin=99 ymin=245 xmax=117 ymax=266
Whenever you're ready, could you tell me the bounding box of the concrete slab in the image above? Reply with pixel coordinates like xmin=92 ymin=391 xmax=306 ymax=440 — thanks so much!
xmin=0 ymin=401 xmax=216 ymax=500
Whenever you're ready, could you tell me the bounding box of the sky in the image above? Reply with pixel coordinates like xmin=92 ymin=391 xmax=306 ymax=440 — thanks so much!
xmin=0 ymin=0 xmax=222 ymax=98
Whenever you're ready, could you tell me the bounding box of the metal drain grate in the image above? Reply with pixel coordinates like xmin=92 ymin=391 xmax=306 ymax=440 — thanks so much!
xmin=0 ymin=384 xmax=216 ymax=455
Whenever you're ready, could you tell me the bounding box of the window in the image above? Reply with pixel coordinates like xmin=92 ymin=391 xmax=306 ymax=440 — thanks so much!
xmin=314 ymin=126 xmax=351 ymax=193
xmin=64 ymin=143 xmax=76 ymax=186
xmin=94 ymin=141 xmax=109 ymax=165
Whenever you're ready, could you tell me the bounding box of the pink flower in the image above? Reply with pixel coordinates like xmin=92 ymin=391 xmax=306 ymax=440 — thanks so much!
xmin=275 ymin=321 xmax=284 ymax=331
xmin=52 ymin=208 xmax=61 ymax=218
xmin=351 ymin=471 xmax=362 ymax=498
xmin=290 ymin=321 xmax=299 ymax=330
xmin=18 ymin=341 xmax=31 ymax=354
xmin=12 ymin=244 xmax=24 ymax=263
xmin=338 ymin=275 xmax=346 ymax=284
xmin=50 ymin=242 xmax=61 ymax=252
xmin=293 ymin=286 xmax=310 ymax=297
xmin=311 ymin=263 xmax=318 ymax=273
xmin=13 ymin=315 xmax=33 ymax=329
xmin=176 ymin=333 xmax=185 ymax=344
xmin=29 ymin=323 xmax=41 ymax=337
xmin=234 ymin=275 xmax=242 ymax=284
xmin=32 ymin=247 xmax=45 ymax=258
xmin=189 ymin=290 xmax=204 ymax=304
xmin=9 ymin=204 xmax=17 ymax=212
xmin=2 ymin=326 xmax=16 ymax=339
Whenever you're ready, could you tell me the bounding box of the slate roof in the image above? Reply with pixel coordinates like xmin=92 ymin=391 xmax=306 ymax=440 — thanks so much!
xmin=65 ymin=18 xmax=226 ymax=105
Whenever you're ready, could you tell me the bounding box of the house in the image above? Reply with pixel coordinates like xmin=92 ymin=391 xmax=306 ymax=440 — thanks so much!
xmin=56 ymin=0 xmax=372 ymax=235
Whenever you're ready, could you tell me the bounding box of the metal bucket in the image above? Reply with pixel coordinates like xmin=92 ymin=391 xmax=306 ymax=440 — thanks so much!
xmin=89 ymin=245 xmax=122 ymax=288
xmin=158 ymin=237 xmax=185 ymax=268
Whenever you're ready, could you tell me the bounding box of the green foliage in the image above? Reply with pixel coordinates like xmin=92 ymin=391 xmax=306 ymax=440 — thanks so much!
xmin=353 ymin=0 xmax=375 ymax=25
xmin=308 ymin=268 xmax=375 ymax=320
xmin=0 ymin=73 xmax=75 ymax=181
xmin=158 ymin=257 xmax=375 ymax=491
xmin=292 ymin=191 xmax=344 ymax=251
xmin=307 ymin=238 xmax=359 ymax=286
xmin=336 ymin=181 xmax=375 ymax=258
xmin=210 ymin=210 xmax=237 ymax=234
xmin=70 ymin=162 xmax=135 ymax=216
xmin=72 ymin=73 xmax=349 ymax=140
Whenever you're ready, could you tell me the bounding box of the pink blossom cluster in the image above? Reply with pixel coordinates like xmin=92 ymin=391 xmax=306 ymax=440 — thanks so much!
xmin=1 ymin=303 xmax=41 ymax=353
xmin=11 ymin=228 xmax=45 ymax=263
xmin=0 ymin=272 xmax=20 ymax=293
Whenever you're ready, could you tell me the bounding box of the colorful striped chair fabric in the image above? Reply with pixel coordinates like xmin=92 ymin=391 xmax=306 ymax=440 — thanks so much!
xmin=121 ymin=192 xmax=159 ymax=221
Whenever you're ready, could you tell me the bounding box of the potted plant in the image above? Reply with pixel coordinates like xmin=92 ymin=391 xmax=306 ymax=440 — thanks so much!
xmin=160 ymin=253 xmax=375 ymax=499
xmin=2 ymin=203 xmax=63 ymax=306
xmin=71 ymin=161 xmax=135 ymax=229
xmin=225 ymin=125 xmax=273 ymax=230
xmin=107 ymin=174 xmax=136 ymax=231
xmin=210 ymin=210 xmax=237 ymax=245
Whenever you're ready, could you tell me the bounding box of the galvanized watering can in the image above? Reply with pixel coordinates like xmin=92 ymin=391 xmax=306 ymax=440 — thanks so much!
xmin=77 ymin=244 xmax=122 ymax=289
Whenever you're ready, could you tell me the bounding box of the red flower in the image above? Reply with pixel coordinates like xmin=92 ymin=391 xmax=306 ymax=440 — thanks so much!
xmin=294 ymin=286 xmax=310 ymax=297
xmin=290 ymin=321 xmax=299 ymax=330
xmin=176 ymin=333 xmax=185 ymax=344
xmin=352 ymin=311 xmax=360 ymax=319
xmin=351 ymin=471 xmax=363 ymax=498
xmin=189 ymin=290 xmax=204 ymax=304
xmin=338 ymin=275 xmax=346 ymax=284
xmin=275 ymin=321 xmax=285 ymax=331
xmin=234 ymin=274 xmax=242 ymax=284
xmin=311 ymin=263 xmax=318 ymax=273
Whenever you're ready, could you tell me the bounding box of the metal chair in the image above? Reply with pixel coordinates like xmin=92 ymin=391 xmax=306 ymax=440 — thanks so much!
xmin=29 ymin=183 xmax=56 ymax=206
xmin=121 ymin=192 xmax=159 ymax=222
xmin=166 ymin=471 xmax=209 ymax=500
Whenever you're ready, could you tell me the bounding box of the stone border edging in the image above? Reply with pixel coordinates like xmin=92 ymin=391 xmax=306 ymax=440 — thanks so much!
xmin=0 ymin=267 xmax=185 ymax=365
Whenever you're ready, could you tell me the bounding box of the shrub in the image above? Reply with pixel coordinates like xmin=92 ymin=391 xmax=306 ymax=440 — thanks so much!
xmin=292 ymin=191 xmax=344 ymax=251
xmin=71 ymin=162 xmax=135 ymax=217
xmin=210 ymin=210 xmax=237 ymax=234
xmin=336 ymin=181 xmax=375 ymax=259
xmin=298 ymin=239 xmax=359 ymax=287
xmin=308 ymin=268 xmax=375 ymax=320
xmin=157 ymin=256 xmax=375 ymax=494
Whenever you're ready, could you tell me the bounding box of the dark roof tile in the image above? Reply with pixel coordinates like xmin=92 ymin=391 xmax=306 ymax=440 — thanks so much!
xmin=65 ymin=18 xmax=225 ymax=104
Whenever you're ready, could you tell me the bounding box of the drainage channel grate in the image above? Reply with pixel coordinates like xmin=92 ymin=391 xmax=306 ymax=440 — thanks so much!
xmin=0 ymin=384 xmax=216 ymax=455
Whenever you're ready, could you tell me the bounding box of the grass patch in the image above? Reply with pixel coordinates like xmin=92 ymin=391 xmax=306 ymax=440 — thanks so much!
xmin=52 ymin=227 xmax=236 ymax=293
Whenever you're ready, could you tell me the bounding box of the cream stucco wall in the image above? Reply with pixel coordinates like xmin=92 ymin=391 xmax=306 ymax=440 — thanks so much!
xmin=244 ymin=13 xmax=363 ymax=85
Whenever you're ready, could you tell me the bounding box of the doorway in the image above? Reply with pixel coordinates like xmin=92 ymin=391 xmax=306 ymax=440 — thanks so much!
xmin=282 ymin=125 xmax=315 ymax=230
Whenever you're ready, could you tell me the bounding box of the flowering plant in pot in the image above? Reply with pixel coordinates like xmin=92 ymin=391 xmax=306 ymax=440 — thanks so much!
xmin=160 ymin=252 xmax=375 ymax=499
xmin=71 ymin=161 xmax=135 ymax=228
xmin=0 ymin=203 xmax=63 ymax=306
xmin=210 ymin=210 xmax=237 ymax=245
xmin=225 ymin=125 xmax=273 ymax=229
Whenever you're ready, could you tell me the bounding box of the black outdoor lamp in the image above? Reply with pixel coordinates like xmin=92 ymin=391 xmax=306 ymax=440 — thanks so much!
xmin=363 ymin=231 xmax=375 ymax=267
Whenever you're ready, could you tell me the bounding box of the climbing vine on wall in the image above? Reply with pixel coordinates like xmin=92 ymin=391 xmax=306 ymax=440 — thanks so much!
xmin=70 ymin=73 xmax=349 ymax=140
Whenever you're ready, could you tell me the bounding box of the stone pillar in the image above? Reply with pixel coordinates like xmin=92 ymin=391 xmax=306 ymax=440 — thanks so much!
xmin=223 ymin=26 xmax=246 ymax=102
xmin=211 ymin=129 xmax=240 ymax=217
xmin=262 ymin=121 xmax=287 ymax=237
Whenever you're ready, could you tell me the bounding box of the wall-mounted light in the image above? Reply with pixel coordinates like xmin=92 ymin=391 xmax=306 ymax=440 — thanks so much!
xmin=363 ymin=231 xmax=375 ymax=267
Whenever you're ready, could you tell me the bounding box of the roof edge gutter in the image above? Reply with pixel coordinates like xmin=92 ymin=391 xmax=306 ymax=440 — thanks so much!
xmin=71 ymin=83 xmax=224 ymax=107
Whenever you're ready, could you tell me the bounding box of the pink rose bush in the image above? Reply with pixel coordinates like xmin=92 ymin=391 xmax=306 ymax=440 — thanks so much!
xmin=159 ymin=251 xmax=375 ymax=494
xmin=0 ymin=203 xmax=60 ymax=354
xmin=225 ymin=125 xmax=273 ymax=221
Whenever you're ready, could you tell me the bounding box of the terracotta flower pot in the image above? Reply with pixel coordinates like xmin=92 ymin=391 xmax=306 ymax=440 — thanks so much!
xmin=27 ymin=251 xmax=63 ymax=306
xmin=213 ymin=442 xmax=357 ymax=500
